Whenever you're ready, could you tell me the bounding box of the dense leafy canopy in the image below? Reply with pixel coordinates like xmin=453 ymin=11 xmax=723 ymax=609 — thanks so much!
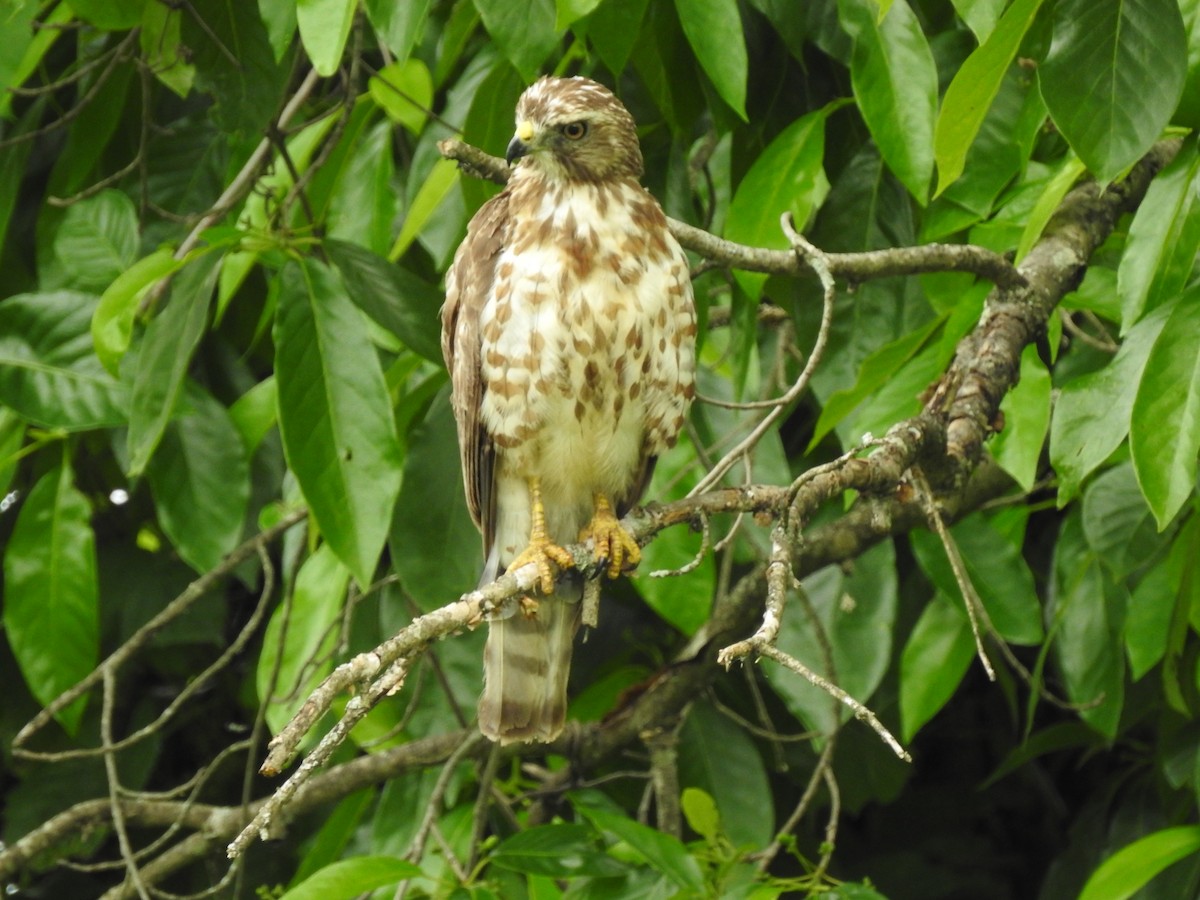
xmin=1 ymin=0 xmax=1199 ymax=898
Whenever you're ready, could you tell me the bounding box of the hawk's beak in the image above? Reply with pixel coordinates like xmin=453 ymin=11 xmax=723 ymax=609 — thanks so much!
xmin=506 ymin=120 xmax=536 ymax=165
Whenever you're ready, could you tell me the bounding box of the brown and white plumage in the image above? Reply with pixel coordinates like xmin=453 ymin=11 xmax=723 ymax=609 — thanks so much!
xmin=441 ymin=76 xmax=696 ymax=744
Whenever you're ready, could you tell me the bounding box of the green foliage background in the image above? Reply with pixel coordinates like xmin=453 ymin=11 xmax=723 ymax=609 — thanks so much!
xmin=0 ymin=0 xmax=1199 ymax=897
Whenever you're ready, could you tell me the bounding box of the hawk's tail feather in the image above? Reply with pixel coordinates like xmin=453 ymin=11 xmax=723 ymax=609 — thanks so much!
xmin=479 ymin=576 xmax=582 ymax=744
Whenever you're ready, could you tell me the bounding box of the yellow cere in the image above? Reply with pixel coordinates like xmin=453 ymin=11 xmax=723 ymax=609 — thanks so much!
xmin=516 ymin=120 xmax=535 ymax=142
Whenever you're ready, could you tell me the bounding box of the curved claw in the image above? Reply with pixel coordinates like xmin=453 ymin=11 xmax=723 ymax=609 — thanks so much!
xmin=580 ymin=493 xmax=641 ymax=579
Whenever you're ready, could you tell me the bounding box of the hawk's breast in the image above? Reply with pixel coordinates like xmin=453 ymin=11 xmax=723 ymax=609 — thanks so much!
xmin=477 ymin=175 xmax=695 ymax=508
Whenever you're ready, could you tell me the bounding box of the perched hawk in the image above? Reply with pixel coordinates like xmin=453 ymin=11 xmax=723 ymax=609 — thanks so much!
xmin=441 ymin=76 xmax=696 ymax=744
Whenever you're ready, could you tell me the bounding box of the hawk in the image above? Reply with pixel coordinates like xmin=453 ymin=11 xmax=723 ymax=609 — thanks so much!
xmin=441 ymin=76 xmax=696 ymax=744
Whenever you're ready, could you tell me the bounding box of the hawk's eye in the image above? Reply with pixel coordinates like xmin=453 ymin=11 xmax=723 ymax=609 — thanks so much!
xmin=560 ymin=121 xmax=588 ymax=140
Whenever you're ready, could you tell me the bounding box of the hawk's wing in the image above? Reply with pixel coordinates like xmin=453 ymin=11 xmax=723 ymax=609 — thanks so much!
xmin=441 ymin=190 xmax=511 ymax=555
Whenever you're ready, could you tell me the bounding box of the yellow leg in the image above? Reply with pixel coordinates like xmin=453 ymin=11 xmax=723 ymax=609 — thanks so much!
xmin=579 ymin=492 xmax=641 ymax=579
xmin=506 ymin=477 xmax=574 ymax=594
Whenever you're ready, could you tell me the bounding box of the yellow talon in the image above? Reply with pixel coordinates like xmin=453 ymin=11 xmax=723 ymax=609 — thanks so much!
xmin=580 ymin=492 xmax=641 ymax=578
xmin=506 ymin=477 xmax=574 ymax=594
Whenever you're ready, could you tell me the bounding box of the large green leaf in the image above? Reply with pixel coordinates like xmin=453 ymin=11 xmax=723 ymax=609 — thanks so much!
xmin=677 ymin=701 xmax=773 ymax=849
xmin=1130 ymin=288 xmax=1200 ymax=528
xmin=1039 ymin=0 xmax=1187 ymax=183
xmin=1124 ymin=520 xmax=1195 ymax=679
xmin=47 ymin=189 xmax=138 ymax=292
xmin=69 ymin=0 xmax=146 ymax=28
xmin=672 ymin=0 xmax=748 ymax=120
xmin=390 ymin=392 xmax=481 ymax=611
xmin=764 ymin=540 xmax=898 ymax=735
xmin=0 ymin=291 xmax=127 ymax=429
xmin=322 ymin=118 xmax=397 ymax=256
xmin=363 ymin=0 xmax=432 ymax=61
xmin=725 ymin=101 xmax=841 ymax=299
xmin=574 ymin=796 xmax=706 ymax=889
xmin=257 ymin=543 xmax=350 ymax=735
xmin=838 ymin=0 xmax=937 ymax=203
xmin=1117 ymin=137 xmax=1200 ymax=331
xmin=369 ymin=59 xmax=434 ymax=136
xmin=145 ymin=385 xmax=249 ymax=575
xmin=127 ymin=252 xmax=222 ymax=476
xmin=473 ymin=0 xmax=560 ymax=82
xmin=2 ymin=460 xmax=98 ymax=734
xmin=184 ymin=0 xmax=291 ymax=136
xmin=585 ymin=0 xmax=651 ymax=73
xmin=934 ymin=0 xmax=1044 ymax=195
xmin=911 ymin=514 xmax=1044 ymax=645
xmin=989 ymin=344 xmax=1051 ymax=491
xmin=281 ymin=857 xmax=421 ymax=900
xmin=900 ymin=593 xmax=975 ymax=741
xmin=324 ymin=239 xmax=444 ymax=363
xmin=274 ymin=259 xmax=402 ymax=586
xmin=92 ymin=248 xmax=185 ymax=375
xmin=1050 ymin=302 xmax=1171 ymax=504
xmin=1079 ymin=826 xmax=1200 ymax=900
xmin=296 ymin=0 xmax=354 ymax=76
xmin=489 ymin=824 xmax=624 ymax=877
xmin=1050 ymin=513 xmax=1126 ymax=737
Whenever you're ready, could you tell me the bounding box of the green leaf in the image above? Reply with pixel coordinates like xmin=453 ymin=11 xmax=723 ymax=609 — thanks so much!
xmin=325 ymin=239 xmax=444 ymax=363
xmin=1051 ymin=512 xmax=1126 ymax=737
xmin=274 ymin=259 xmax=402 ymax=586
xmin=146 ymin=385 xmax=249 ymax=574
xmin=677 ymin=702 xmax=773 ymax=849
xmin=672 ymin=0 xmax=748 ymax=119
xmin=48 ymin=189 xmax=138 ymax=292
xmin=573 ymin=793 xmax=704 ymax=888
xmin=69 ymin=0 xmax=146 ymax=29
xmin=557 ymin=0 xmax=603 ymax=29
xmin=934 ymin=0 xmax=1044 ymax=195
xmin=140 ymin=0 xmax=194 ymax=96
xmin=258 ymin=543 xmax=350 ymax=734
xmin=900 ymin=593 xmax=975 ymax=741
xmin=390 ymin=391 xmax=480 ymax=611
xmin=0 ymin=291 xmax=128 ymax=430
xmin=229 ymin=377 xmax=278 ymax=453
xmin=3 ymin=459 xmax=98 ymax=734
xmin=764 ymin=541 xmax=898 ymax=735
xmin=296 ymin=0 xmax=354 ymax=76
xmin=489 ymin=825 xmax=623 ymax=878
xmin=289 ymin=791 xmax=376 ymax=886
xmin=951 ymin=0 xmax=1007 ymax=41
xmin=1117 ymin=137 xmax=1200 ymax=331
xmin=473 ymin=0 xmax=560 ymax=82
xmin=1050 ymin=302 xmax=1171 ymax=504
xmin=839 ymin=0 xmax=937 ymax=203
xmin=910 ymin=514 xmax=1043 ymax=645
xmin=127 ymin=252 xmax=222 ymax=476
xmin=369 ymin=59 xmax=434 ymax=135
xmin=1124 ymin=520 xmax=1193 ymax=679
xmin=1081 ymin=463 xmax=1163 ymax=582
xmin=1015 ymin=154 xmax=1087 ymax=261
xmin=364 ymin=0 xmax=432 ymax=61
xmin=281 ymin=856 xmax=421 ymax=900
xmin=585 ymin=0 xmax=652 ymax=74
xmin=93 ymin=248 xmax=185 ymax=375
xmin=184 ymin=0 xmax=291 ymax=137
xmin=1079 ymin=826 xmax=1200 ymax=900
xmin=324 ymin=120 xmax=397 ymax=256
xmin=989 ymin=344 xmax=1051 ymax=490
xmin=1039 ymin=0 xmax=1187 ymax=183
xmin=680 ymin=788 xmax=720 ymax=842
xmin=809 ymin=312 xmax=945 ymax=449
xmin=1130 ymin=288 xmax=1200 ymax=528
xmin=389 ymin=157 xmax=460 ymax=260
xmin=725 ymin=101 xmax=842 ymax=299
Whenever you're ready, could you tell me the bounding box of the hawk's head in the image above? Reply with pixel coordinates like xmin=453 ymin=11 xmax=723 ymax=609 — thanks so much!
xmin=506 ymin=76 xmax=644 ymax=183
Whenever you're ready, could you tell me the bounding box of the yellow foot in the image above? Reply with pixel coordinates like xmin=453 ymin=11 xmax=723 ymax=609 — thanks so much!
xmin=507 ymin=537 xmax=573 ymax=594
xmin=580 ymin=493 xmax=641 ymax=579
